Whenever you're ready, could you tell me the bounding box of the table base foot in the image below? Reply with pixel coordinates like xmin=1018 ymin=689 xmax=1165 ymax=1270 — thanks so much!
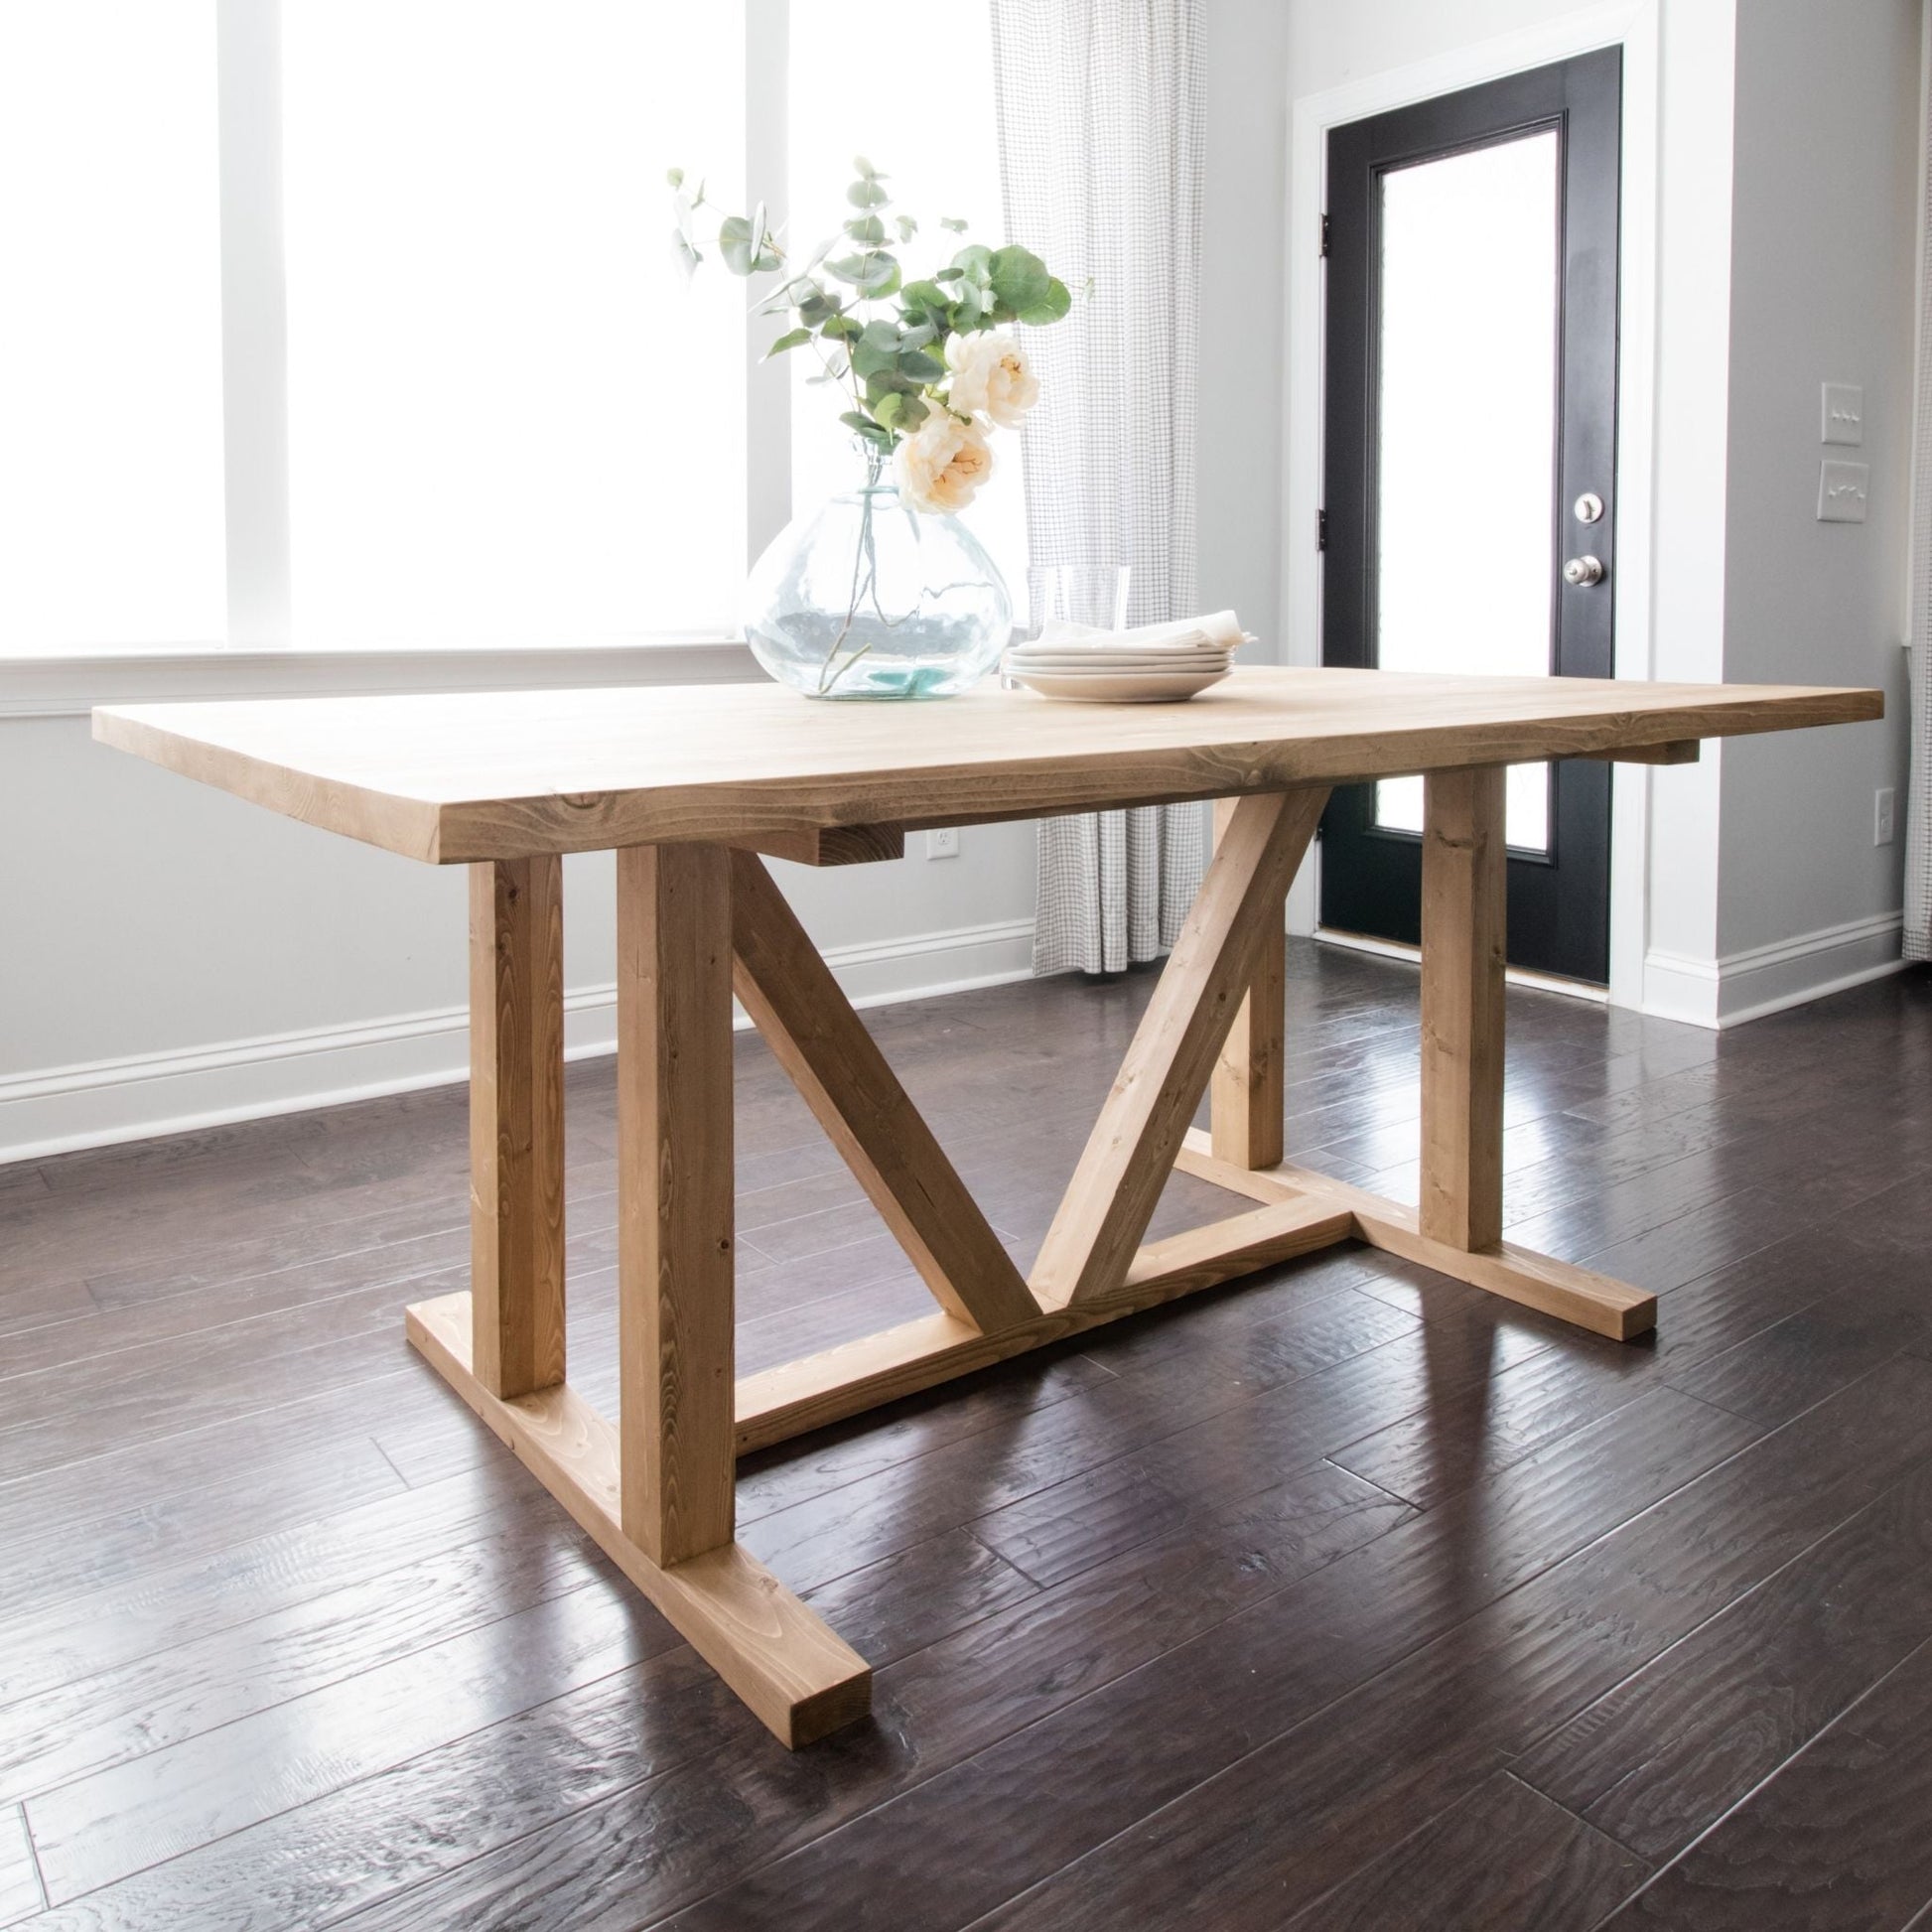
xmin=1173 ymin=1130 xmax=1657 ymax=1342
xmin=406 ymin=1292 xmax=872 ymax=1748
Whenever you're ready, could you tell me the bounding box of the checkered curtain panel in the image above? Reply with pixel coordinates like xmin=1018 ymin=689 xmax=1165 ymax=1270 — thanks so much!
xmin=991 ymin=0 xmax=1209 ymax=976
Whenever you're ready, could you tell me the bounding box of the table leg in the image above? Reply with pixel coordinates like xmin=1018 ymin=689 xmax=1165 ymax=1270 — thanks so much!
xmin=1176 ymin=764 xmax=1653 ymax=1340
xmin=1209 ymin=797 xmax=1288 ymax=1171
xmin=469 ymin=857 xmax=566 ymax=1399
xmin=616 ymin=843 xmax=737 ymax=1566
xmin=411 ymin=844 xmax=870 ymax=1749
xmin=1419 ymin=765 xmax=1506 ymax=1252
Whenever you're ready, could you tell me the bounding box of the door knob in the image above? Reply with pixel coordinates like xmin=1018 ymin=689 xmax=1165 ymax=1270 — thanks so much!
xmin=1563 ymin=555 xmax=1605 ymax=588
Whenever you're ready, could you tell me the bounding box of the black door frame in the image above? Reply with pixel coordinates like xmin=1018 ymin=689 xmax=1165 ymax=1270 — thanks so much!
xmin=1318 ymin=48 xmax=1622 ymax=984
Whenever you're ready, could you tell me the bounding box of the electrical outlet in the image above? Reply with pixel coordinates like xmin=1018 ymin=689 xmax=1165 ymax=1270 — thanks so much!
xmin=1875 ymin=787 xmax=1896 ymax=847
xmin=925 ymin=827 xmax=960 ymax=860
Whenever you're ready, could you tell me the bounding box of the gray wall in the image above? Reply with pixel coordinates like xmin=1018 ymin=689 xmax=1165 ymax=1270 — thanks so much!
xmin=1718 ymin=0 xmax=1919 ymax=957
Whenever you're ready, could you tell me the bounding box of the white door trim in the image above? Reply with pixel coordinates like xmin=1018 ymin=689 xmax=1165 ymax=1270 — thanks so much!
xmin=1280 ymin=0 xmax=1662 ymax=1013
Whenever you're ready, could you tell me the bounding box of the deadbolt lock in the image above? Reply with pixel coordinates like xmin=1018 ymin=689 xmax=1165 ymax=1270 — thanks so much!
xmin=1574 ymin=491 xmax=1604 ymax=524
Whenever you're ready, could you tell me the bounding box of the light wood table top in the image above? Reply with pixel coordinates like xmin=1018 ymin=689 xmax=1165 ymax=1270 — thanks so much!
xmin=94 ymin=666 xmax=1880 ymax=864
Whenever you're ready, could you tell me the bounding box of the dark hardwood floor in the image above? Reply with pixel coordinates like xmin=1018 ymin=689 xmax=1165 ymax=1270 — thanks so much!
xmin=2 ymin=942 xmax=1930 ymax=1930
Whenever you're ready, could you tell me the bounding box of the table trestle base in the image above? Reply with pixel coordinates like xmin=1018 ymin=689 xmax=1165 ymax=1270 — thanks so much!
xmin=405 ymin=773 xmax=1663 ymax=1752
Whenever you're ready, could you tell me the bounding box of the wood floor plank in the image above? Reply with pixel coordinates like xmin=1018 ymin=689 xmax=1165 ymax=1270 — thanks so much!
xmin=0 ymin=1454 xmax=580 ymax=1710
xmin=23 ymin=1567 xmax=668 ymax=1903
xmin=1515 ymin=1457 xmax=1932 ymax=1863
xmin=0 ymin=1513 xmax=611 ymax=1808
xmin=1597 ymin=1632 xmax=1932 ymax=1930
xmin=1277 ymin=1772 xmax=1649 ymax=1932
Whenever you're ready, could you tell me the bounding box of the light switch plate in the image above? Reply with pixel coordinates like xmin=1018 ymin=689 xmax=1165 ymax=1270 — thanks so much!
xmin=1818 ymin=460 xmax=1869 ymax=522
xmin=1822 ymin=382 xmax=1864 ymax=445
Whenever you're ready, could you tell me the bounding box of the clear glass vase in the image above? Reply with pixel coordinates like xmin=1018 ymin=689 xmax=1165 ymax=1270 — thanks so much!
xmin=743 ymin=449 xmax=1011 ymax=699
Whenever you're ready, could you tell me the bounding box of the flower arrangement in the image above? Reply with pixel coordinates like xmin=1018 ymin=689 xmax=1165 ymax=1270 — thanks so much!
xmin=669 ymin=157 xmax=1068 ymax=512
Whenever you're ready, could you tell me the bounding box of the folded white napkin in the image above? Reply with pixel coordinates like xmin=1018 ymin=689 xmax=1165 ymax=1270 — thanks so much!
xmin=1027 ymin=609 xmax=1249 ymax=652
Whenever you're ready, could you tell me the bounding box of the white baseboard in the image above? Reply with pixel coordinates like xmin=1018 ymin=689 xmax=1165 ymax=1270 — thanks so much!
xmin=0 ymin=915 xmax=1036 ymax=1166
xmin=1643 ymin=909 xmax=1906 ymax=1030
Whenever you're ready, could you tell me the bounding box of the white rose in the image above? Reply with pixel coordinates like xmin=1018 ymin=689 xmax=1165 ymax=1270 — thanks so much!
xmin=894 ymin=406 xmax=994 ymax=514
xmin=945 ymin=330 xmax=1040 ymax=429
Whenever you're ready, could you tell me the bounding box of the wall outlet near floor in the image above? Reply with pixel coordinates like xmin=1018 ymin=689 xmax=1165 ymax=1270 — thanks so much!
xmin=925 ymin=827 xmax=960 ymax=860
xmin=1875 ymin=787 xmax=1896 ymax=847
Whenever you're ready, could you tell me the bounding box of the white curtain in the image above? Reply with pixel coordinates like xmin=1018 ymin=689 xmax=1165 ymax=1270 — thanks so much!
xmin=991 ymin=0 xmax=1208 ymax=976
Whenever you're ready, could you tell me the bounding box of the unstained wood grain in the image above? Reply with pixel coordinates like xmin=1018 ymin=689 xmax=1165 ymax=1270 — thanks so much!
xmin=93 ymin=667 xmax=1880 ymax=864
xmin=1420 ymin=765 xmax=1506 ymax=1250
xmin=468 ymin=855 xmax=566 ymax=1399
xmin=616 ymin=844 xmax=737 ymax=1568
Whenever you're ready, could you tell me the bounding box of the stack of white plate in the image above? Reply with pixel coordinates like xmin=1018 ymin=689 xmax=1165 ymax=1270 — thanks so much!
xmin=1003 ymin=636 xmax=1233 ymax=704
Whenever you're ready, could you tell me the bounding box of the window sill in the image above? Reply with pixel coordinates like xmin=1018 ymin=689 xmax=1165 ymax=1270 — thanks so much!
xmin=0 ymin=635 xmax=760 ymax=721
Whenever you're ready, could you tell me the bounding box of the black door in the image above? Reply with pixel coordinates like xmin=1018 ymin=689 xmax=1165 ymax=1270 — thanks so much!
xmin=1319 ymin=50 xmax=1620 ymax=984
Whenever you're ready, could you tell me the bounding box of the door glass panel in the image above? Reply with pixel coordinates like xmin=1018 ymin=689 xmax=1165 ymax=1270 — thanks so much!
xmin=1372 ymin=129 xmax=1559 ymax=853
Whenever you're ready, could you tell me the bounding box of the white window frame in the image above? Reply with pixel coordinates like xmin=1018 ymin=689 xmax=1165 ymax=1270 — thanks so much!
xmin=6 ymin=0 xmax=786 ymax=711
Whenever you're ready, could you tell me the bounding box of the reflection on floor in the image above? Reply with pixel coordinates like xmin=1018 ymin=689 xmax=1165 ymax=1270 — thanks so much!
xmin=2 ymin=943 xmax=1930 ymax=1929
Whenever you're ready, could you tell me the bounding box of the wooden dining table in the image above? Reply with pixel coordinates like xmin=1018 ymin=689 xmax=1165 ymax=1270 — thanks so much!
xmin=95 ymin=664 xmax=1880 ymax=1749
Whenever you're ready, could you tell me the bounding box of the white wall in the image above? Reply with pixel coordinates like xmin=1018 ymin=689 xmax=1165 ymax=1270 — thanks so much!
xmin=0 ymin=665 xmax=1036 ymax=1161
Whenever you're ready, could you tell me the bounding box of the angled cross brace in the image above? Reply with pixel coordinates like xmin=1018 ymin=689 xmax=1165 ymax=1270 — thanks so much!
xmin=1031 ymin=786 xmax=1332 ymax=1309
xmin=729 ymin=848 xmax=1036 ymax=1335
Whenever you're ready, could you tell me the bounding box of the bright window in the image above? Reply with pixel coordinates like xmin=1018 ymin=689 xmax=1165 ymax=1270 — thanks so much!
xmin=0 ymin=3 xmax=1025 ymax=658
xmin=282 ymin=1 xmax=747 ymax=645
xmin=786 ymin=0 xmax=1027 ymax=604
xmin=0 ymin=2 xmax=226 ymax=650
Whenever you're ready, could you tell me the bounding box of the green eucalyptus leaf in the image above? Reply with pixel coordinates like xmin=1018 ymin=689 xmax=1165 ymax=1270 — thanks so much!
xmin=895 ymin=214 xmax=917 ymax=241
xmin=875 ymin=391 xmax=907 ymax=429
xmin=939 ymin=214 xmax=968 ymax=231
xmin=898 ymin=320 xmax=937 ymax=348
xmin=1019 ymin=276 xmax=1072 ymax=325
xmin=830 ymin=250 xmax=899 ymax=295
xmin=898 ymin=278 xmax=950 ymax=311
xmin=844 ymin=213 xmax=887 ymax=244
xmin=897 ymin=347 xmax=945 ymax=380
xmin=763 ymin=326 xmax=813 ymax=357
xmin=669 ymin=231 xmax=701 ymax=279
xmin=846 ymin=178 xmax=890 ymax=208
xmin=898 ymin=394 xmax=929 ymax=428
xmin=666 ymin=166 xmax=684 ymax=189
xmin=989 ymin=244 xmax=1050 ymax=313
xmin=853 ymin=154 xmax=879 ymax=179
xmin=934 ymin=265 xmax=966 ymax=283
xmin=718 ymin=212 xmax=758 ymax=276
